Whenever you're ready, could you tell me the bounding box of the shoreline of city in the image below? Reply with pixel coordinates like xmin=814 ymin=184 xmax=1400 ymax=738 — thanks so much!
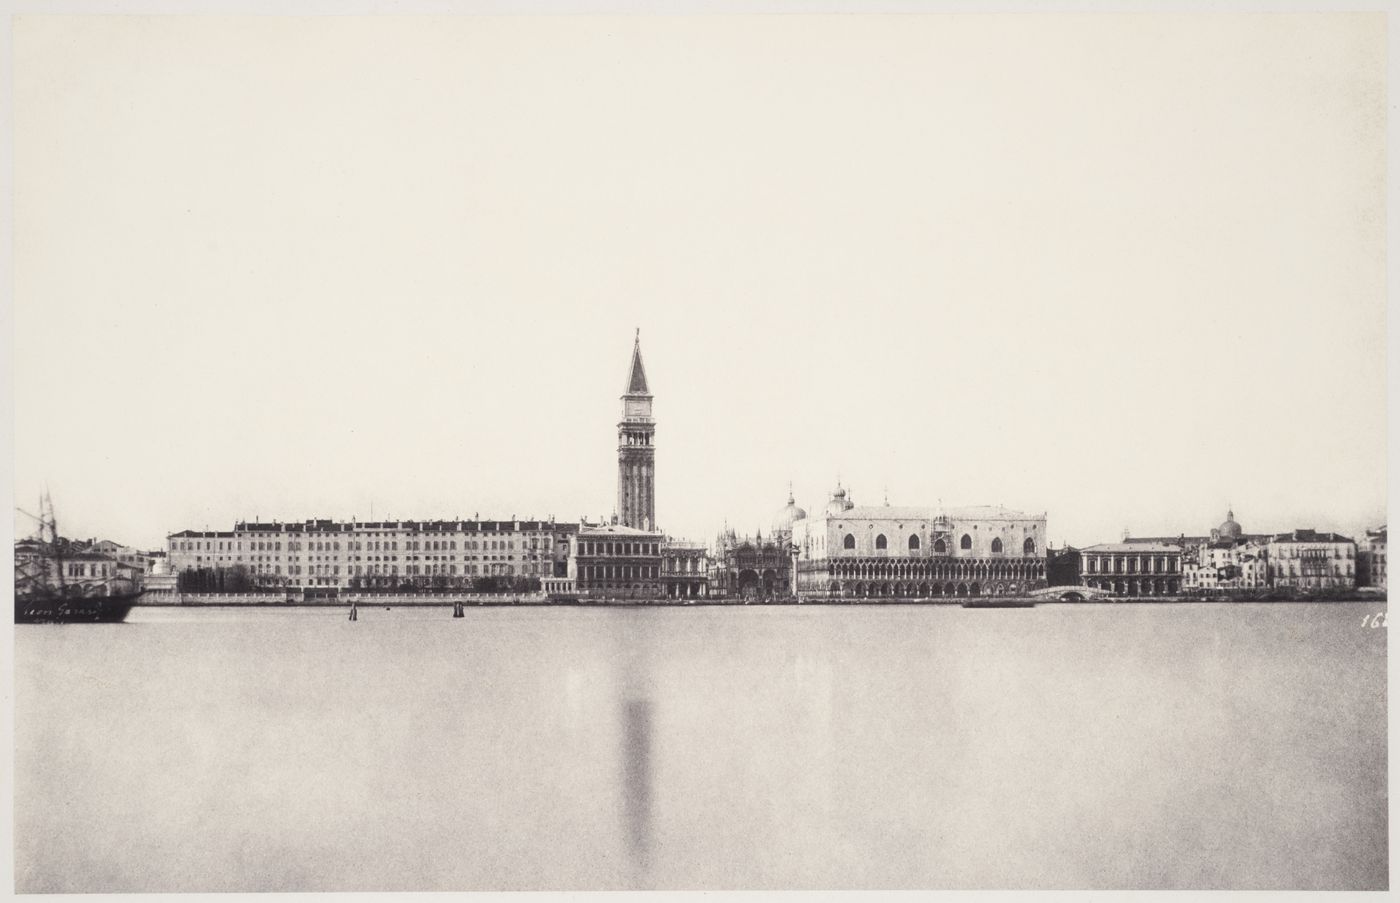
xmin=16 ymin=333 xmax=1388 ymax=610
xmin=136 ymin=589 xmax=1387 ymax=608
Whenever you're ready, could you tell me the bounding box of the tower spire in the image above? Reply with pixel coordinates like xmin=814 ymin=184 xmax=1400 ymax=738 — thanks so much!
xmin=617 ymin=331 xmax=656 ymax=530
xmin=625 ymin=329 xmax=650 ymax=396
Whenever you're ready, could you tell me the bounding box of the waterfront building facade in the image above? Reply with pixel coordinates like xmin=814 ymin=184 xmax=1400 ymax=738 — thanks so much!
xmin=168 ymin=518 xmax=578 ymax=590
xmin=1107 ymin=513 xmax=1363 ymax=595
xmin=708 ymin=491 xmax=808 ymax=599
xmin=712 ymin=527 xmax=794 ymax=599
xmin=1079 ymin=543 xmax=1183 ymax=595
xmin=1184 ymin=538 xmax=1270 ymax=592
xmin=617 ymin=332 xmax=656 ymax=531
xmin=16 ymin=536 xmax=147 ymax=596
xmin=790 ymin=485 xmax=1047 ymax=598
xmin=661 ymin=539 xmax=710 ymax=599
xmin=18 ymin=547 xmax=132 ymax=595
xmin=58 ymin=552 xmax=125 ymax=589
xmin=1266 ymin=529 xmax=1356 ymax=590
xmin=90 ymin=539 xmax=158 ymax=575
xmin=1358 ymin=525 xmax=1386 ymax=590
xmin=1181 ymin=511 xmax=1270 ymax=593
xmin=576 ymin=523 xmax=664 ymax=599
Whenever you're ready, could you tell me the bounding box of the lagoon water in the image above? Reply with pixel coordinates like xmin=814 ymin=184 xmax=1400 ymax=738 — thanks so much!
xmin=14 ymin=602 xmax=1387 ymax=892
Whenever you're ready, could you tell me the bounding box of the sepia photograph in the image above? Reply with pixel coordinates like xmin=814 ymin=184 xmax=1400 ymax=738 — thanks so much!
xmin=5 ymin=2 xmax=1391 ymax=897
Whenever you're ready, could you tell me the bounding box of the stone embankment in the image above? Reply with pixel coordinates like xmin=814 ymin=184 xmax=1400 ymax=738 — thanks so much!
xmin=138 ymin=590 xmax=1385 ymax=607
xmin=138 ymin=591 xmax=552 ymax=607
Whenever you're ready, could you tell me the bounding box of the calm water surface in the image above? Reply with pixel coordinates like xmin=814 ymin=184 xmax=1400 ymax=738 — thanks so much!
xmin=14 ymin=602 xmax=1387 ymax=891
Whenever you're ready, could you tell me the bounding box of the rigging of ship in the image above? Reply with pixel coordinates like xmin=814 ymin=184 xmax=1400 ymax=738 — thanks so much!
xmin=14 ymin=492 xmax=139 ymax=625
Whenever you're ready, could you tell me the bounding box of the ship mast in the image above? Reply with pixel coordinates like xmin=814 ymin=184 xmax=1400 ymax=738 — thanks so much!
xmin=45 ymin=491 xmax=67 ymax=594
xmin=14 ymin=491 xmax=65 ymax=596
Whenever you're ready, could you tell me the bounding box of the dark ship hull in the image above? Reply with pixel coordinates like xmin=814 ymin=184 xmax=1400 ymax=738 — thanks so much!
xmin=15 ymin=591 xmax=139 ymax=624
xmin=961 ymin=598 xmax=1036 ymax=609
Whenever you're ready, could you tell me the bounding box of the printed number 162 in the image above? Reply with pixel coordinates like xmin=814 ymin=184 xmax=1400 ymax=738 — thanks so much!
xmin=1362 ymin=612 xmax=1388 ymax=628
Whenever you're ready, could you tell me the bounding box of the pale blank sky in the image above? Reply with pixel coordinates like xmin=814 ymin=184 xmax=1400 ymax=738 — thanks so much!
xmin=11 ymin=13 xmax=1387 ymax=551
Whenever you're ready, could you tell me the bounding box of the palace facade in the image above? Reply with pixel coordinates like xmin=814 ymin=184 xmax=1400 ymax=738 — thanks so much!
xmin=661 ymin=539 xmax=710 ymax=599
xmin=1266 ymin=529 xmax=1356 ymax=590
xmin=1080 ymin=543 xmax=1183 ymax=595
xmin=575 ymin=523 xmax=664 ymax=598
xmin=790 ymin=485 xmax=1047 ymax=598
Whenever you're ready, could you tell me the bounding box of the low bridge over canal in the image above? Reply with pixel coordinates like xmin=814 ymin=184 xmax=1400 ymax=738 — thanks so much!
xmin=1029 ymin=585 xmax=1119 ymax=602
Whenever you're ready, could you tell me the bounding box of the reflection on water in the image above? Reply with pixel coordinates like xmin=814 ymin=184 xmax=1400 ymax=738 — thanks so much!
xmin=621 ymin=699 xmax=653 ymax=876
xmin=13 ymin=603 xmax=1388 ymax=892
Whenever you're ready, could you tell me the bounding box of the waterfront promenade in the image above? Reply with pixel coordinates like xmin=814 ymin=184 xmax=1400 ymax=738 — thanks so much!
xmin=140 ymin=589 xmax=1386 ymax=607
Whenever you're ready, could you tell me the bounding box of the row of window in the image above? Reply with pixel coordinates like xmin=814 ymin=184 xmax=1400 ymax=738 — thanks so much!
xmin=840 ymin=533 xmax=1038 ymax=554
xmin=405 ymin=563 xmax=545 ymax=577
xmin=581 ymin=541 xmax=660 ymax=557
xmin=185 ymin=550 xmax=536 ymax=562
xmin=175 ymin=536 xmax=562 ymax=554
xmin=583 ymin=565 xmax=659 ymax=581
xmin=1085 ymin=556 xmax=1180 ymax=575
xmin=1294 ymin=563 xmax=1353 ymax=577
xmin=1293 ymin=548 xmax=1356 ymax=559
xmin=239 ymin=563 xmax=462 ymax=578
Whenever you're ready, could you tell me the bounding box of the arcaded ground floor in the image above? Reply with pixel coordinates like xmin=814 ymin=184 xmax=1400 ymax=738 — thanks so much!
xmin=798 ymin=556 xmax=1046 ymax=598
xmin=1083 ymin=577 xmax=1183 ymax=596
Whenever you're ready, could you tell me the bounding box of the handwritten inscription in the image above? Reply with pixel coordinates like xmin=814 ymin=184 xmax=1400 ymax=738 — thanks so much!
xmin=1361 ymin=612 xmax=1388 ymax=629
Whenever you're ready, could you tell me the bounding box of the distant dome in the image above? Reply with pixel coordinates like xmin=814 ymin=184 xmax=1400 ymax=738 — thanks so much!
xmin=825 ymin=484 xmax=855 ymax=517
xmin=1218 ymin=509 xmax=1243 ymax=541
xmin=772 ymin=493 xmax=807 ymax=534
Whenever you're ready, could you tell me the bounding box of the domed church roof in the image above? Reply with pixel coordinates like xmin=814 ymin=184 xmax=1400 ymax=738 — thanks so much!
xmin=772 ymin=490 xmax=808 ymax=534
xmin=1217 ymin=509 xmax=1243 ymax=541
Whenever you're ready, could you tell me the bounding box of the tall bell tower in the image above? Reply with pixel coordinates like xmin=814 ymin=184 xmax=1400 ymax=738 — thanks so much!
xmin=618 ymin=329 xmax=655 ymax=530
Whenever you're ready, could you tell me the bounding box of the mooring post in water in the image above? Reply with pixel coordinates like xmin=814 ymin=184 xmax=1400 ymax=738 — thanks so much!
xmin=349 ymin=602 xmax=358 ymax=622
xmin=453 ymin=600 xmax=465 ymax=618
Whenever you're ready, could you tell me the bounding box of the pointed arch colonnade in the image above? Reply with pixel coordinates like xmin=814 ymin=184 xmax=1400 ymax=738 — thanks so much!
xmin=798 ymin=555 xmax=1046 ymax=599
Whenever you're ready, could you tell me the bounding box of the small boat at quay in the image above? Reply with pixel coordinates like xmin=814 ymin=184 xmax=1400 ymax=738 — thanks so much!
xmin=14 ymin=494 xmax=139 ymax=625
